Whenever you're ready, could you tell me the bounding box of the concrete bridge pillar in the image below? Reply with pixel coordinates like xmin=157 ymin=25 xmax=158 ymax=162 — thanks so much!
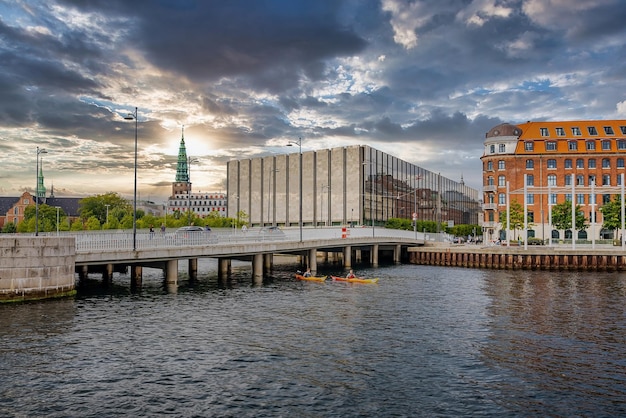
xmin=165 ymin=260 xmax=178 ymax=285
xmin=343 ymin=246 xmax=352 ymax=268
xmin=309 ymin=248 xmax=317 ymax=274
xmin=355 ymin=249 xmax=362 ymax=263
xmin=130 ymin=265 xmax=142 ymax=288
xmin=78 ymin=265 xmax=89 ymax=281
xmin=394 ymin=244 xmax=401 ymax=264
xmin=218 ymin=258 xmax=231 ymax=280
xmin=371 ymin=244 xmax=379 ymax=266
xmin=264 ymin=253 xmax=273 ymax=273
xmin=188 ymin=258 xmax=198 ymax=281
xmin=102 ymin=263 xmax=113 ymax=285
xmin=252 ymin=253 xmax=263 ymax=283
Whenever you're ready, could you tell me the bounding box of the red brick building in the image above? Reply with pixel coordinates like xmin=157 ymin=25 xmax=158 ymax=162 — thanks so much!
xmin=481 ymin=120 xmax=626 ymax=243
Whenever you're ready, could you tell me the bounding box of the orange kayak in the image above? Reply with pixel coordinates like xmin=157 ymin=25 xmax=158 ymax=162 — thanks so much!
xmin=295 ymin=274 xmax=327 ymax=282
xmin=330 ymin=276 xmax=379 ymax=284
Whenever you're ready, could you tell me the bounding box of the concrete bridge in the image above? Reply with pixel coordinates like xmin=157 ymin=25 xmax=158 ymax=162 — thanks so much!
xmin=74 ymin=226 xmax=427 ymax=286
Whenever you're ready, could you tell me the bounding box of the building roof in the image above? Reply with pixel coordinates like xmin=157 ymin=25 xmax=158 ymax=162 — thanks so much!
xmin=45 ymin=197 xmax=82 ymax=216
xmin=516 ymin=120 xmax=626 ymax=140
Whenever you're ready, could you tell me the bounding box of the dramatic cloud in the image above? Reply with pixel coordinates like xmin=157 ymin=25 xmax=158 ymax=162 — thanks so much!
xmin=1 ymin=0 xmax=625 ymax=202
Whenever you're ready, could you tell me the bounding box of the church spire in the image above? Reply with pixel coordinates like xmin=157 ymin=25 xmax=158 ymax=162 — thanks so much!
xmin=37 ymin=163 xmax=46 ymax=199
xmin=175 ymin=126 xmax=189 ymax=182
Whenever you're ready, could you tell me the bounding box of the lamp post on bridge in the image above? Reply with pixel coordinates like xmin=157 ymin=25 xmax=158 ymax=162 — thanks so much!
xmin=287 ymin=137 xmax=303 ymax=242
xmin=187 ymin=157 xmax=199 ymax=226
xmin=124 ymin=107 xmax=138 ymax=251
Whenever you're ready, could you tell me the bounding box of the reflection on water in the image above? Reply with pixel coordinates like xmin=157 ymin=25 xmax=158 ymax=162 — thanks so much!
xmin=1 ymin=261 xmax=625 ymax=417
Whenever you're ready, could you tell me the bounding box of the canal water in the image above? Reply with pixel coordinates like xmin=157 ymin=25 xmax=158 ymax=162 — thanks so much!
xmin=1 ymin=260 xmax=625 ymax=417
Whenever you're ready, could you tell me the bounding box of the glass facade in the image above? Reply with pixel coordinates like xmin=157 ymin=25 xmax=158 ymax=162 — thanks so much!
xmin=226 ymin=145 xmax=480 ymax=228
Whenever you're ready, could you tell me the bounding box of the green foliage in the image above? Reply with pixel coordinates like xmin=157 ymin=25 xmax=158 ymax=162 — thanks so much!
xmin=600 ymin=196 xmax=622 ymax=230
xmin=499 ymin=200 xmax=529 ymax=231
xmin=551 ymin=200 xmax=587 ymax=231
xmin=2 ymin=222 xmax=17 ymax=233
xmin=447 ymin=224 xmax=481 ymax=238
xmin=79 ymin=192 xmax=131 ymax=225
xmin=85 ymin=216 xmax=102 ymax=230
xmin=384 ymin=217 xmax=446 ymax=233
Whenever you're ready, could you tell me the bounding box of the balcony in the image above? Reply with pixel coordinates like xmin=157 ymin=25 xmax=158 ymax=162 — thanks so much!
xmin=483 ymin=203 xmax=497 ymax=211
xmin=483 ymin=185 xmax=497 ymax=193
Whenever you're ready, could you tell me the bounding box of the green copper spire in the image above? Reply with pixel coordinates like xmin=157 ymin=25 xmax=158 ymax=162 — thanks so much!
xmin=175 ymin=126 xmax=189 ymax=182
xmin=37 ymin=164 xmax=46 ymax=198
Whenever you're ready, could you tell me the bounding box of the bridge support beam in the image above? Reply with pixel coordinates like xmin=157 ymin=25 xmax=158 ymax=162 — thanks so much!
xmin=188 ymin=258 xmax=198 ymax=282
xmin=343 ymin=246 xmax=352 ymax=268
xmin=165 ymin=260 xmax=178 ymax=285
xmin=130 ymin=265 xmax=142 ymax=288
xmin=252 ymin=253 xmax=263 ymax=284
xmin=309 ymin=248 xmax=317 ymax=274
xmin=371 ymin=244 xmax=379 ymax=266
xmin=264 ymin=253 xmax=273 ymax=273
xmin=218 ymin=258 xmax=231 ymax=279
xmin=394 ymin=244 xmax=401 ymax=264
xmin=102 ymin=263 xmax=113 ymax=285
xmin=78 ymin=265 xmax=89 ymax=281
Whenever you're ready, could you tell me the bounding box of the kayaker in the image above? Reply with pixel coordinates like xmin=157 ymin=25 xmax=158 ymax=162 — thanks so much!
xmin=303 ymin=268 xmax=312 ymax=278
xmin=346 ymin=269 xmax=356 ymax=279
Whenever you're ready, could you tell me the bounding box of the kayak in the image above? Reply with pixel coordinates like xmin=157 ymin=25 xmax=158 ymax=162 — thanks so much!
xmin=331 ymin=276 xmax=379 ymax=284
xmin=295 ymin=274 xmax=327 ymax=282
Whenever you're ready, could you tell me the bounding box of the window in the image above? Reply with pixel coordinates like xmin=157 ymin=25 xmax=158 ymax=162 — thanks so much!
xmin=619 ymin=175 xmax=623 ymax=186
xmin=498 ymin=143 xmax=506 ymax=152
xmin=526 ymin=174 xmax=534 ymax=186
xmin=488 ymin=194 xmax=494 ymax=203
xmin=568 ymin=140 xmax=578 ymax=150
xmin=589 ymin=174 xmax=596 ymax=185
xmin=547 ymin=159 xmax=557 ymax=169
xmin=602 ymin=158 xmax=610 ymax=169
xmin=565 ymin=174 xmax=572 ymax=186
xmin=565 ymin=193 xmax=572 ymax=202
xmin=547 ymin=174 xmax=557 ymax=186
xmin=488 ymin=176 xmax=494 ymax=186
xmin=565 ymin=159 xmax=572 ymax=169
xmin=577 ymin=194 xmax=585 ymax=204
xmin=602 ymin=140 xmax=611 ymax=150
xmin=603 ymin=174 xmax=611 ymax=186
xmin=619 ymin=140 xmax=626 ymax=150
xmin=588 ymin=126 xmax=598 ymax=135
xmin=23 ymin=199 xmax=29 ymax=204
xmin=488 ymin=212 xmax=494 ymax=222
xmin=490 ymin=144 xmax=495 ymax=153
xmin=604 ymin=126 xmax=614 ymax=135
xmin=572 ymin=127 xmax=581 ymax=136
xmin=498 ymin=193 xmax=506 ymax=205
xmin=621 ymin=126 xmax=626 ymax=135
xmin=528 ymin=212 xmax=534 ymax=223
xmin=527 ymin=194 xmax=534 ymax=204
xmin=487 ymin=161 xmax=493 ymax=171
xmin=555 ymin=127 xmax=565 ymax=136
xmin=603 ymin=194 xmax=611 ymax=204
xmin=588 ymin=159 xmax=596 ymax=169
xmin=576 ymin=159 xmax=584 ymax=169
xmin=549 ymin=193 xmax=557 ymax=204
xmin=13 ymin=207 xmax=18 ymax=215
xmin=590 ymin=194 xmax=596 ymax=204
xmin=618 ymin=158 xmax=624 ymax=168
xmin=498 ymin=160 xmax=505 ymax=170
xmin=498 ymin=175 xmax=506 ymax=187
xmin=540 ymin=127 xmax=549 ymax=137
xmin=586 ymin=140 xmax=596 ymax=150
xmin=526 ymin=159 xmax=534 ymax=169
xmin=524 ymin=142 xmax=534 ymax=151
xmin=546 ymin=141 xmax=557 ymax=151
xmin=577 ymin=175 xmax=584 ymax=186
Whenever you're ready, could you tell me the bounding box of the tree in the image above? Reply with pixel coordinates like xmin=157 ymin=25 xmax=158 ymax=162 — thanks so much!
xmin=551 ymin=201 xmax=586 ymax=231
xmin=79 ymin=192 xmax=131 ymax=225
xmin=498 ymin=200 xmax=530 ymax=239
xmin=2 ymin=222 xmax=17 ymax=233
xmin=600 ymin=196 xmax=622 ymax=231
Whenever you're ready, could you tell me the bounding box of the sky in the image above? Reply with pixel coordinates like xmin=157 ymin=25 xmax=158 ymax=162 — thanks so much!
xmin=1 ymin=0 xmax=626 ymax=204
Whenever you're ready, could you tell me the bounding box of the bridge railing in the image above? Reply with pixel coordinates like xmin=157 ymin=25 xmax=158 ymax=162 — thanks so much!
xmin=31 ymin=226 xmax=430 ymax=252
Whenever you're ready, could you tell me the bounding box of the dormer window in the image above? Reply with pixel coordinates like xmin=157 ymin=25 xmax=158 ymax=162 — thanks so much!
xmin=540 ymin=128 xmax=549 ymax=137
xmin=524 ymin=142 xmax=534 ymax=151
xmin=555 ymin=127 xmax=565 ymax=136
xmin=588 ymin=126 xmax=598 ymax=135
xmin=572 ymin=127 xmax=581 ymax=136
xmin=498 ymin=143 xmax=506 ymax=152
xmin=604 ymin=126 xmax=614 ymax=135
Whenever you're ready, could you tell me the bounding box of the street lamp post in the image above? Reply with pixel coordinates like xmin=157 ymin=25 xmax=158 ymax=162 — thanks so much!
xmin=288 ymin=138 xmax=303 ymax=242
xmin=105 ymin=204 xmax=110 ymax=227
xmin=35 ymin=146 xmax=48 ymax=236
xmin=55 ymin=206 xmax=61 ymax=236
xmin=267 ymin=167 xmax=279 ymax=225
xmin=187 ymin=157 xmax=199 ymax=226
xmin=124 ymin=107 xmax=138 ymax=251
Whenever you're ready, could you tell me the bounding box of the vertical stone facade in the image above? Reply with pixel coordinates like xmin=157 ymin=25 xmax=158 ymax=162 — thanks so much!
xmin=0 ymin=237 xmax=76 ymax=302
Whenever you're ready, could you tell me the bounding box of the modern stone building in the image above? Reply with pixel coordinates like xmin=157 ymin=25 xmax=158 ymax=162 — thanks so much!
xmin=481 ymin=120 xmax=626 ymax=242
xmin=227 ymin=145 xmax=480 ymax=228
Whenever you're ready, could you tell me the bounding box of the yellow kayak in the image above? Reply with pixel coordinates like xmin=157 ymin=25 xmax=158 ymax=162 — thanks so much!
xmin=295 ymin=274 xmax=327 ymax=282
xmin=331 ymin=276 xmax=379 ymax=284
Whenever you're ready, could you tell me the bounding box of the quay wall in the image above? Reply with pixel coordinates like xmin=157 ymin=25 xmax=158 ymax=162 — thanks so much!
xmin=0 ymin=237 xmax=76 ymax=302
xmin=410 ymin=244 xmax=626 ymax=271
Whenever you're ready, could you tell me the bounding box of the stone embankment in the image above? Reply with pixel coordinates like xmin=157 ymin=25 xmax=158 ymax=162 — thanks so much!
xmin=0 ymin=237 xmax=76 ymax=302
xmin=410 ymin=243 xmax=626 ymax=271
